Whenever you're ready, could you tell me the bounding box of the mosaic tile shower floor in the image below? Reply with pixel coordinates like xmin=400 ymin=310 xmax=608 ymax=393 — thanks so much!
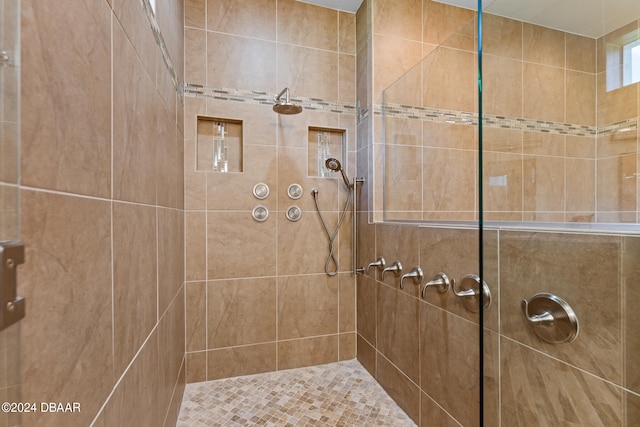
xmin=177 ymin=359 xmax=416 ymax=426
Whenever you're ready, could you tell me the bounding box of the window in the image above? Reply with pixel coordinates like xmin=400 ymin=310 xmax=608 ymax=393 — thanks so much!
xmin=605 ymin=28 xmax=640 ymax=92
xmin=623 ymin=39 xmax=640 ymax=86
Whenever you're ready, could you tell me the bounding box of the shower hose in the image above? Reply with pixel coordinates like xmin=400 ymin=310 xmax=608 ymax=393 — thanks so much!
xmin=312 ymin=187 xmax=352 ymax=276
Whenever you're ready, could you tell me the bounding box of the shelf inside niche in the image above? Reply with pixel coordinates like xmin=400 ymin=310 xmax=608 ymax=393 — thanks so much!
xmin=196 ymin=116 xmax=243 ymax=172
xmin=308 ymin=127 xmax=346 ymax=177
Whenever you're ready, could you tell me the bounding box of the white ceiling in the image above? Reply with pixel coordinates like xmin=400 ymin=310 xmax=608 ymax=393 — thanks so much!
xmin=300 ymin=0 xmax=640 ymax=39
xmin=433 ymin=0 xmax=640 ymax=38
xmin=296 ymin=0 xmax=364 ymax=13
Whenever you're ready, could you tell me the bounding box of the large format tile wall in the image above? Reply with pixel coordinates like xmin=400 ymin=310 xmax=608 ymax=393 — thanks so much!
xmin=183 ymin=0 xmax=357 ymax=383
xmin=356 ymin=0 xmax=640 ymax=425
xmin=382 ymin=8 xmax=640 ymax=223
xmin=18 ymin=1 xmax=185 ymax=426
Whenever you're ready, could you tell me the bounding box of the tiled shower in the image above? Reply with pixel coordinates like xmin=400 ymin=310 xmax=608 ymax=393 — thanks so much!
xmin=4 ymin=0 xmax=640 ymax=427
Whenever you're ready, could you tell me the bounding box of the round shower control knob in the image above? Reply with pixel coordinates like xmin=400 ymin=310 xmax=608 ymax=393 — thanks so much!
xmin=286 ymin=206 xmax=302 ymax=222
xmin=252 ymin=205 xmax=269 ymax=222
xmin=253 ymin=183 xmax=270 ymax=200
xmin=287 ymin=183 xmax=303 ymax=199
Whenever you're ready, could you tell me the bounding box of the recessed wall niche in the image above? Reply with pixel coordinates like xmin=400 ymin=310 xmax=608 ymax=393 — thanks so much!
xmin=196 ymin=116 xmax=243 ymax=172
xmin=308 ymin=127 xmax=346 ymax=177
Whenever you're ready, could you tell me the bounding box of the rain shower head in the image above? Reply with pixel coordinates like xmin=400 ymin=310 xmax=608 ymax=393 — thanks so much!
xmin=273 ymin=87 xmax=303 ymax=115
xmin=325 ymin=158 xmax=352 ymax=189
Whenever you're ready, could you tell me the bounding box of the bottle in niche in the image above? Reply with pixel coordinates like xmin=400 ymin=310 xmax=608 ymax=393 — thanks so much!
xmin=317 ymin=131 xmax=330 ymax=177
xmin=213 ymin=122 xmax=228 ymax=172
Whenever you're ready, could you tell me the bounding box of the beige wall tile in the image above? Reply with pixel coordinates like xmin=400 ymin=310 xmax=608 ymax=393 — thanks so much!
xmin=113 ymin=22 xmax=158 ymax=204
xmin=339 ymin=273 xmax=356 ymax=332
xmin=96 ymin=332 xmax=162 ymax=427
xmin=420 ymin=304 xmax=479 ymax=427
xmin=423 ymin=0 xmax=475 ymax=49
xmin=422 ymin=46 xmax=475 ymax=112
xmin=186 ymin=212 xmax=207 ymax=281
xmin=184 ymin=28 xmax=206 ymax=85
xmin=206 ymin=145 xmax=277 ymax=211
xmin=357 ymin=275 xmax=377 ymax=346
xmin=278 ymin=274 xmax=338 ymax=339
xmin=376 ymin=354 xmax=420 ymax=424
xmin=566 ymin=136 xmax=595 ymax=159
xmin=208 ymin=343 xmax=277 ymax=380
xmin=113 ymin=0 xmax=157 ymax=78
xmin=374 ymin=0 xmax=421 ymax=41
xmin=339 ymin=333 xmax=356 ymax=360
xmin=21 ymin=0 xmax=111 ymax=198
xmin=278 ymin=0 xmax=338 ymax=50
xmin=623 ymin=236 xmax=640 ymax=394
xmin=420 ymin=392 xmax=460 ymax=426
xmin=277 ymin=209 xmax=340 ymax=275
xmin=208 ymin=0 xmax=276 ymax=41
xmin=566 ymin=33 xmax=595 ymax=73
xmin=356 ymin=334 xmax=376 ymax=377
xmin=523 ymin=23 xmax=565 ymax=67
xmin=597 ymin=72 xmax=638 ymax=125
xmin=339 ymin=53 xmax=357 ymax=104
xmin=278 ymin=335 xmax=339 ymax=370
xmin=20 ymin=190 xmax=113 ymax=427
xmin=374 ymin=35 xmax=423 ymax=103
xmin=206 ymin=32 xmax=276 ymax=91
xmin=423 ymin=147 xmax=476 ymax=215
xmin=186 ymin=282 xmax=207 ymax=352
xmin=208 ymin=278 xmax=276 ymax=348
xmin=597 ymin=155 xmax=637 ymax=213
xmin=113 ymin=202 xmax=158 ymax=377
xmin=483 ymin=55 xmax=522 ymax=117
xmin=500 ymin=231 xmax=623 ymax=384
xmin=158 ymin=291 xmax=185 ymax=414
xmin=186 ymin=352 xmax=207 ymax=384
xmin=501 ymin=338 xmax=623 ymax=426
xmin=566 ymin=158 xmax=596 ymax=213
xmin=277 ymin=44 xmax=339 ymax=101
xmin=377 ymin=284 xmax=420 ymax=384
xmin=207 ymin=211 xmax=277 ymax=279
xmin=185 ymin=0 xmax=205 ymax=29
xmin=423 ymin=121 xmax=476 ymax=150
xmin=523 ymin=63 xmax=565 ymax=122
xmin=384 ymin=145 xmax=423 ymax=215
xmin=566 ymin=70 xmax=596 ymax=125
xmin=522 ymin=132 xmax=564 ymax=157
xmin=483 ymin=127 xmax=522 ymax=153
xmin=339 ymin=11 xmax=356 ymax=54
xmin=483 ymin=13 xmax=522 ymax=59
xmin=158 ymin=208 xmax=184 ymax=316
xmin=523 ymin=155 xmax=565 ymax=213
xmin=375 ymin=223 xmax=420 ymax=291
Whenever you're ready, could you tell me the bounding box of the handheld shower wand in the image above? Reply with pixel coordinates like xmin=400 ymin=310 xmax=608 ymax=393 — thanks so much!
xmin=325 ymin=158 xmax=352 ymax=189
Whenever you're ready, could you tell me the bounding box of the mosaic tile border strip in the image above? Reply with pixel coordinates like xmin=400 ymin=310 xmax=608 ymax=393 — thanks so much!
xmin=184 ymin=84 xmax=358 ymax=115
xmin=142 ymin=0 xmax=181 ymax=94
xmin=376 ymin=102 xmax=638 ymax=138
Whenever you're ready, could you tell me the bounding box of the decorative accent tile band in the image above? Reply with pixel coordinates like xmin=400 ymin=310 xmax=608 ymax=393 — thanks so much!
xmin=376 ymin=102 xmax=638 ymax=138
xmin=184 ymin=84 xmax=358 ymax=115
xmin=142 ymin=0 xmax=181 ymax=94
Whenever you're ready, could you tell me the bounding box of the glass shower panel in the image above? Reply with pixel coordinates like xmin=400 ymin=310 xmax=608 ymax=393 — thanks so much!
xmin=382 ymin=17 xmax=478 ymax=222
xmin=481 ymin=0 xmax=640 ymax=425
xmin=0 ymin=0 xmax=21 ymax=425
